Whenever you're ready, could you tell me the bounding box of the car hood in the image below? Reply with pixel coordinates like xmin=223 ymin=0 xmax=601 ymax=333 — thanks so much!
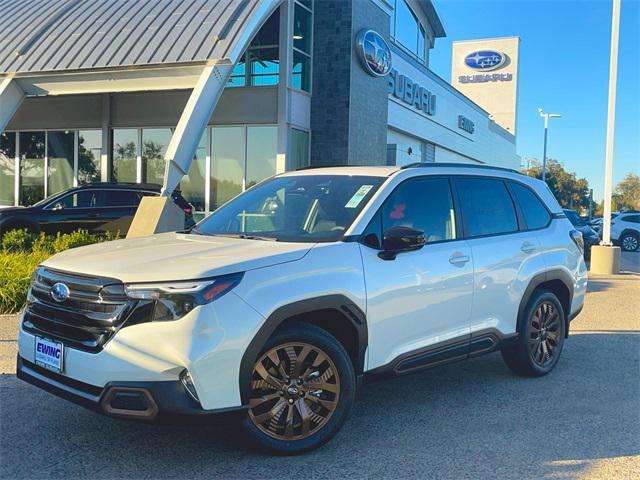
xmin=0 ymin=206 xmax=30 ymax=216
xmin=41 ymin=232 xmax=314 ymax=283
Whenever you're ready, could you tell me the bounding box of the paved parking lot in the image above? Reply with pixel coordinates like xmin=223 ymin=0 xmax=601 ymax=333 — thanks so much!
xmin=1 ymin=253 xmax=638 ymax=479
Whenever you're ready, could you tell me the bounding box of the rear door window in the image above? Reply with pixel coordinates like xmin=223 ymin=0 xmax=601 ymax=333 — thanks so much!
xmin=100 ymin=190 xmax=143 ymax=207
xmin=509 ymin=182 xmax=551 ymax=230
xmin=456 ymin=177 xmax=518 ymax=237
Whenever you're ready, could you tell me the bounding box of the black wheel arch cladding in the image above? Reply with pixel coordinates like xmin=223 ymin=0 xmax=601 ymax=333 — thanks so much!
xmin=238 ymin=295 xmax=367 ymax=405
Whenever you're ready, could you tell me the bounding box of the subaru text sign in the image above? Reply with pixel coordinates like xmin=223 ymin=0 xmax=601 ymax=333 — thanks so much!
xmin=356 ymin=29 xmax=392 ymax=77
xmin=464 ymin=50 xmax=507 ymax=71
xmin=388 ymin=69 xmax=436 ymax=116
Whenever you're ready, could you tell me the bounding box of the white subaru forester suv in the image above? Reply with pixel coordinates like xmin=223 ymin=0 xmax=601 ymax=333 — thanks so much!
xmin=18 ymin=164 xmax=587 ymax=454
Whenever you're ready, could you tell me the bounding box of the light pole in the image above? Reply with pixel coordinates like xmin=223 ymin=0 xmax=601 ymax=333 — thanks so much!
xmin=538 ymin=108 xmax=561 ymax=182
xmin=591 ymin=0 xmax=621 ymax=275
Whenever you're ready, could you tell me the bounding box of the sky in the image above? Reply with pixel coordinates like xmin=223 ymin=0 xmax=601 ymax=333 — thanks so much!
xmin=428 ymin=0 xmax=639 ymax=201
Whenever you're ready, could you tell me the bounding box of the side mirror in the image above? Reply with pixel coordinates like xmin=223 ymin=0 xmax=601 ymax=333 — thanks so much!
xmin=379 ymin=226 xmax=425 ymax=260
xmin=52 ymin=202 xmax=65 ymax=211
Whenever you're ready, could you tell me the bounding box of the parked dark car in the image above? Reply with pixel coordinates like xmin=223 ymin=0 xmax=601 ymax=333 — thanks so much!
xmin=0 ymin=183 xmax=194 ymax=237
xmin=564 ymin=209 xmax=600 ymax=258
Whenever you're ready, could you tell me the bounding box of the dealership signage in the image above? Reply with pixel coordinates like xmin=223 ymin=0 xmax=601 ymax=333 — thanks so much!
xmin=458 ymin=115 xmax=475 ymax=134
xmin=356 ymin=29 xmax=392 ymax=77
xmin=388 ymin=69 xmax=436 ymax=116
xmin=458 ymin=49 xmax=512 ymax=83
xmin=464 ymin=50 xmax=507 ymax=71
xmin=458 ymin=73 xmax=513 ymax=84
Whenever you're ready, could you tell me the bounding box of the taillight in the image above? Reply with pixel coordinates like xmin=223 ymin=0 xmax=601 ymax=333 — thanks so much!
xmin=570 ymin=230 xmax=584 ymax=254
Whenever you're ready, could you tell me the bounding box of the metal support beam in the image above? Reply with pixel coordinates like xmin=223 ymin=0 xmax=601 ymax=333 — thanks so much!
xmin=0 ymin=78 xmax=25 ymax=133
xmin=100 ymin=94 xmax=110 ymax=182
xmin=161 ymin=62 xmax=233 ymax=196
xmin=160 ymin=0 xmax=283 ymax=196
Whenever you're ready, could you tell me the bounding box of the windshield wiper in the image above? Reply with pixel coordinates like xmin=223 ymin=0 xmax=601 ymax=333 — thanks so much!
xmin=211 ymin=233 xmax=278 ymax=242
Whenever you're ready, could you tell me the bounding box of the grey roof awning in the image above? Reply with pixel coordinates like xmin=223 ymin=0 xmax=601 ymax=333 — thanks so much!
xmin=0 ymin=0 xmax=267 ymax=76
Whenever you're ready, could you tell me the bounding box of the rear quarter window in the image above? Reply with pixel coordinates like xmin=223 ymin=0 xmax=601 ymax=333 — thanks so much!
xmin=510 ymin=182 xmax=551 ymax=230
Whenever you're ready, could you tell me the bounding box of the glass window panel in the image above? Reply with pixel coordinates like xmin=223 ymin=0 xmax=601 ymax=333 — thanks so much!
xmin=180 ymin=131 xmax=207 ymax=212
xmin=298 ymin=0 xmax=313 ymax=10
xmin=47 ymin=130 xmax=74 ymax=196
xmin=211 ymin=127 xmax=245 ymax=210
xmin=246 ymin=126 xmax=277 ymax=189
xmin=291 ymin=129 xmax=310 ymax=170
xmin=78 ymin=130 xmax=101 ymax=184
xmin=0 ymin=132 xmax=16 ymax=206
xmin=510 ymin=182 xmax=550 ymax=230
xmin=101 ymin=190 xmax=143 ymax=207
xmin=19 ymin=132 xmax=45 ymax=205
xmin=457 ymin=178 xmax=518 ymax=237
xmin=293 ymin=4 xmax=312 ymax=54
xmin=251 ymin=9 xmax=279 ymax=46
xmin=292 ymin=51 xmax=311 ymax=92
xmin=249 ymin=47 xmax=279 ymax=86
xmin=142 ymin=128 xmax=171 ymax=185
xmin=396 ymin=0 xmax=419 ymax=56
xmin=112 ymin=129 xmax=138 ymax=183
xmin=228 ymin=60 xmax=246 ymax=87
xmin=56 ymin=190 xmax=96 ymax=209
xmin=382 ymin=178 xmax=455 ymax=243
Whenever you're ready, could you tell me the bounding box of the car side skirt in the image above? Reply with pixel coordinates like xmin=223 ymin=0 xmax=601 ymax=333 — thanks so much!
xmin=363 ymin=328 xmax=518 ymax=383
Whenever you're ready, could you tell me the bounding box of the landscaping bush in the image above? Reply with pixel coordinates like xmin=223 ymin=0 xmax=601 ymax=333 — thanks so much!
xmin=1 ymin=228 xmax=37 ymax=253
xmin=0 ymin=229 xmax=120 ymax=314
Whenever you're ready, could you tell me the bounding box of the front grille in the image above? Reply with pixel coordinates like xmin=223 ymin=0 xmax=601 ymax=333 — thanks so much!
xmin=23 ymin=267 xmax=136 ymax=353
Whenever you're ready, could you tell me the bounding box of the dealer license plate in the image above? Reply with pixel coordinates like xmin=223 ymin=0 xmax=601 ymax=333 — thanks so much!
xmin=34 ymin=336 xmax=64 ymax=373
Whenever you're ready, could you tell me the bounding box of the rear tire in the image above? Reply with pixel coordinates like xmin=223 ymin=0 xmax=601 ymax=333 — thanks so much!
xmin=502 ymin=290 xmax=566 ymax=377
xmin=620 ymin=232 xmax=639 ymax=252
xmin=242 ymin=323 xmax=355 ymax=454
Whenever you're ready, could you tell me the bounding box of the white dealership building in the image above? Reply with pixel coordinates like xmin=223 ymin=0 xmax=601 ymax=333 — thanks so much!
xmin=0 ymin=0 xmax=519 ymax=217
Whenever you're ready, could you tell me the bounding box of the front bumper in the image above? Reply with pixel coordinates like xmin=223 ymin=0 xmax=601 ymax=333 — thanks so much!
xmin=17 ymin=356 xmax=246 ymax=420
xmin=17 ymin=290 xmax=266 ymax=412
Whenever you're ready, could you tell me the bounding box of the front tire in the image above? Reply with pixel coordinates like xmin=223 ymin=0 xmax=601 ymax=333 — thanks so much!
xmin=620 ymin=232 xmax=639 ymax=252
xmin=243 ymin=323 xmax=355 ymax=454
xmin=502 ymin=290 xmax=566 ymax=377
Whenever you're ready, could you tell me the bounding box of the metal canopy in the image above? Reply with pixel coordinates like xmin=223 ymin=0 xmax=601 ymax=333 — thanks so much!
xmin=0 ymin=0 xmax=264 ymax=75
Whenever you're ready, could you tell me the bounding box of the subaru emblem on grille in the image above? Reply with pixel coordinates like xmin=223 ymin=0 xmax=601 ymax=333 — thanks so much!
xmin=50 ymin=282 xmax=70 ymax=303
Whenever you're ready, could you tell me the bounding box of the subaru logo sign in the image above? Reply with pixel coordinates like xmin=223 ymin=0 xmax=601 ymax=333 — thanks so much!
xmin=356 ymin=29 xmax=392 ymax=77
xmin=464 ymin=50 xmax=507 ymax=71
xmin=50 ymin=282 xmax=70 ymax=303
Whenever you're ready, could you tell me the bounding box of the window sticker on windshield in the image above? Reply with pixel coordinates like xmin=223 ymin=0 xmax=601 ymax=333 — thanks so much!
xmin=345 ymin=185 xmax=374 ymax=208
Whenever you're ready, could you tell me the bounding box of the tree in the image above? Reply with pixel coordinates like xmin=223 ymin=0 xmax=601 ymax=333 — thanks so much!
xmin=614 ymin=173 xmax=640 ymax=211
xmin=522 ymin=159 xmax=592 ymax=212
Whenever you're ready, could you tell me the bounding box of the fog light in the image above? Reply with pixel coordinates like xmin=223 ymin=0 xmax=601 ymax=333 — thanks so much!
xmin=180 ymin=369 xmax=200 ymax=403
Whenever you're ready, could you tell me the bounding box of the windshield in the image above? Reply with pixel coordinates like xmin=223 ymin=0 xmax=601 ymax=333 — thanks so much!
xmin=564 ymin=210 xmax=587 ymax=227
xmin=195 ymin=175 xmax=384 ymax=242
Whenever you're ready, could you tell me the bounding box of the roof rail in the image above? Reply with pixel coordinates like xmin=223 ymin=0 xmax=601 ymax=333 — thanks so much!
xmin=296 ymin=164 xmax=355 ymax=171
xmin=400 ymin=162 xmax=522 ymax=175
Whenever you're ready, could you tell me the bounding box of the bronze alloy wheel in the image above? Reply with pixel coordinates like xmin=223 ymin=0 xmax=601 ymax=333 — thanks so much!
xmin=248 ymin=342 xmax=340 ymax=441
xmin=528 ymin=301 xmax=562 ymax=367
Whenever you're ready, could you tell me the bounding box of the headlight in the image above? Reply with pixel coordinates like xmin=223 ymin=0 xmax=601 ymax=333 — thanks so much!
xmin=125 ymin=272 xmax=243 ymax=321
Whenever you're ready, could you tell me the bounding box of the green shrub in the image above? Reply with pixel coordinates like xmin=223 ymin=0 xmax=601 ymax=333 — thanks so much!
xmin=0 ymin=251 xmax=50 ymax=314
xmin=0 ymin=229 xmax=120 ymax=313
xmin=51 ymin=230 xmax=101 ymax=253
xmin=1 ymin=229 xmax=37 ymax=253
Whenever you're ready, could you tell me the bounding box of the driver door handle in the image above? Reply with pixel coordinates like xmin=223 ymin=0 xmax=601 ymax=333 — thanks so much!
xmin=449 ymin=254 xmax=470 ymax=266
